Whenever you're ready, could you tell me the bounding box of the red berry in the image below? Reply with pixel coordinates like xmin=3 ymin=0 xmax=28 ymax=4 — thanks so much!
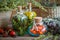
xmin=0 ymin=28 xmax=4 ymax=34
xmin=9 ymin=31 xmax=16 ymax=37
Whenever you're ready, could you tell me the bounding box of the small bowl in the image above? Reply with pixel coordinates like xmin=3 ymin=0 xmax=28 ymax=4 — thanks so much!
xmin=27 ymin=25 xmax=39 ymax=37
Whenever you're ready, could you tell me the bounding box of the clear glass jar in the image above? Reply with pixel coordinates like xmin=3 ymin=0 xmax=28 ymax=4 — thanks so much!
xmin=30 ymin=17 xmax=47 ymax=35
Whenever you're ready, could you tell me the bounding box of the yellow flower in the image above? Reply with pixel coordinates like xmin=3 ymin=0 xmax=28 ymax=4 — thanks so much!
xmin=25 ymin=11 xmax=37 ymax=19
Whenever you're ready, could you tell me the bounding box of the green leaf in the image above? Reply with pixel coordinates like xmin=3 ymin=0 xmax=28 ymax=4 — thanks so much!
xmin=0 ymin=0 xmax=47 ymax=11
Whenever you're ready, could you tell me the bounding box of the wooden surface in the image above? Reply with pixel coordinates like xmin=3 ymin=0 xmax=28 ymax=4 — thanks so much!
xmin=0 ymin=35 xmax=38 ymax=40
xmin=0 ymin=34 xmax=38 ymax=40
xmin=0 ymin=37 xmax=37 ymax=40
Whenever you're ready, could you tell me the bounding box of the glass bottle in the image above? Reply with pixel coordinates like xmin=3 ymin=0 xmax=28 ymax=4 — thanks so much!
xmin=12 ymin=6 xmax=28 ymax=36
xmin=24 ymin=3 xmax=37 ymax=26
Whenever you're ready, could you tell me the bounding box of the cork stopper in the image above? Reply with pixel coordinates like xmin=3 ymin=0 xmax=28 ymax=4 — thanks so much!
xmin=17 ymin=6 xmax=20 ymax=12
xmin=22 ymin=6 xmax=25 ymax=9
xmin=17 ymin=6 xmax=22 ymax=12
xmin=34 ymin=17 xmax=42 ymax=23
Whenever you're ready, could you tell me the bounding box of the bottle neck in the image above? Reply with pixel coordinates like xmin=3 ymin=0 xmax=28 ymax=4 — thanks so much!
xmin=17 ymin=6 xmax=23 ymax=14
xmin=29 ymin=3 xmax=32 ymax=12
xmin=20 ymin=6 xmax=22 ymax=12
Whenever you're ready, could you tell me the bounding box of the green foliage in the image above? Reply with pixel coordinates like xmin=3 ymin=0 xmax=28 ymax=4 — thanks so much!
xmin=34 ymin=32 xmax=60 ymax=40
xmin=0 ymin=0 xmax=46 ymax=11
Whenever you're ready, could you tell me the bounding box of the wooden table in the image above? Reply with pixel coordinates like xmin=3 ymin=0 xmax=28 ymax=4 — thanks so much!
xmin=0 ymin=34 xmax=38 ymax=40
